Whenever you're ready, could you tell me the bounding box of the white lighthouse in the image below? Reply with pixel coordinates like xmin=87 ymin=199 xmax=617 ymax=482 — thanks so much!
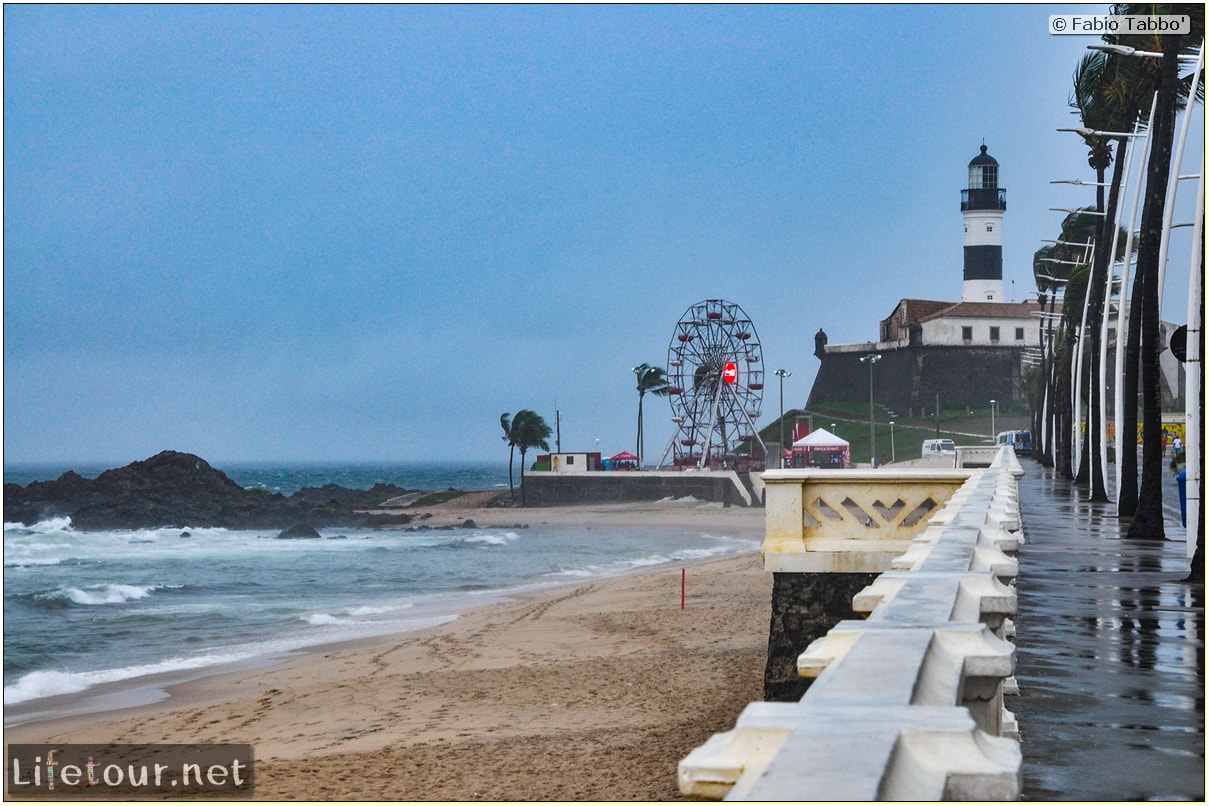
xmin=961 ymin=145 xmax=1006 ymax=302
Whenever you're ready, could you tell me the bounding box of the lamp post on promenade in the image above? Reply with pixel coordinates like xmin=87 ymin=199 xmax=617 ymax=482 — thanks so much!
xmin=860 ymin=354 xmax=882 ymax=467
xmin=990 ymin=399 xmax=997 ymax=442
xmin=775 ymin=369 xmax=791 ymax=468
xmin=889 ymin=421 xmax=896 ymax=464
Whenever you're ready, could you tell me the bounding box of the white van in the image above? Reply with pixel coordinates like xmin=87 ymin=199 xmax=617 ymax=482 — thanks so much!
xmin=922 ymin=438 xmax=956 ymax=457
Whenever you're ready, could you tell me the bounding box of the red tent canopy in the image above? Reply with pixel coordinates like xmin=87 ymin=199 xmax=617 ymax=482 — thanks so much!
xmin=609 ymin=450 xmax=639 ymax=462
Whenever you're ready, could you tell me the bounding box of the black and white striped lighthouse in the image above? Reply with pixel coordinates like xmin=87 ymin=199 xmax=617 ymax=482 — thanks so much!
xmin=960 ymin=144 xmax=1006 ymax=302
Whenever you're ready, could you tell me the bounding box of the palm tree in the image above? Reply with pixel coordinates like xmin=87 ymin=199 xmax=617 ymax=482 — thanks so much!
xmin=500 ymin=412 xmax=516 ymax=499
xmin=1069 ymin=51 xmax=1117 ymax=500
xmin=511 ymin=410 xmax=551 ymax=507
xmin=1034 ymin=209 xmax=1097 ymax=476
xmin=1100 ymin=5 xmax=1204 ymax=531
xmin=1032 ymin=247 xmax=1063 ymax=467
xmin=633 ymin=363 xmax=669 ymax=468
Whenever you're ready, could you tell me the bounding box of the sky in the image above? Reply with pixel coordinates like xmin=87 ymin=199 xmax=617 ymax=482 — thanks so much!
xmin=4 ymin=3 xmax=1204 ymax=467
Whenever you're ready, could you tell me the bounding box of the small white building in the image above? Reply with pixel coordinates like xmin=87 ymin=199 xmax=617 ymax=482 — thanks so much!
xmin=548 ymin=452 xmax=603 ymax=473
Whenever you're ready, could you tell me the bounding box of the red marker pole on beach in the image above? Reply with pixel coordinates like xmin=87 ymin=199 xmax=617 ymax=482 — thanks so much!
xmin=681 ymin=568 xmax=686 ymax=609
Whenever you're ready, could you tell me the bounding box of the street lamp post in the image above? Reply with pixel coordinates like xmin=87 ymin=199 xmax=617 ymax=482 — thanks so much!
xmin=889 ymin=421 xmax=896 ymax=464
xmin=990 ymin=399 xmax=997 ymax=441
xmin=860 ymin=354 xmax=882 ymax=466
xmin=775 ymin=369 xmax=791 ymax=468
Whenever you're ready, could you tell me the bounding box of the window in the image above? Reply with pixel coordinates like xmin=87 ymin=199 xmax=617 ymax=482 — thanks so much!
xmin=962 ymin=326 xmax=973 ymax=342
xmin=968 ymin=164 xmax=998 ymax=189
xmin=1016 ymin=327 xmax=1025 ymax=340
xmin=990 ymin=326 xmax=1000 ymax=342
xmin=566 ymin=455 xmax=575 ymax=465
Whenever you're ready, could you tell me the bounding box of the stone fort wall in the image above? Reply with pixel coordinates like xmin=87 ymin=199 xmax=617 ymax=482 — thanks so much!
xmin=806 ymin=345 xmax=1026 ymax=416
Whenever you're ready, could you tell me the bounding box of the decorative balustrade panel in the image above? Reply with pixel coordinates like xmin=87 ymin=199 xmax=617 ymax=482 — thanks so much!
xmin=762 ymin=469 xmax=972 ymax=572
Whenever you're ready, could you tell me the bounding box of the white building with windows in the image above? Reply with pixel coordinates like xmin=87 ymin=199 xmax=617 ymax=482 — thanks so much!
xmin=877 ymin=299 xmax=1047 ymax=350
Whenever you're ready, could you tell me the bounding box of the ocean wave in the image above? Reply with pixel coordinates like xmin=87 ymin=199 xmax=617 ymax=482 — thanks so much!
xmin=3 ymin=516 xmax=75 ymax=534
xmin=302 ymin=613 xmax=344 ymax=626
xmin=4 ymin=651 xmax=253 ymax=706
xmin=4 ymin=556 xmax=64 ymax=568
xmin=37 ymin=583 xmax=174 ymax=607
xmin=346 ymin=603 xmax=411 ymax=616
xmin=544 ymin=541 xmax=751 ymax=579
xmin=463 ymin=531 xmax=520 ymax=546
xmin=3 ymin=670 xmax=91 ymax=704
xmin=431 ymin=532 xmax=520 ymax=549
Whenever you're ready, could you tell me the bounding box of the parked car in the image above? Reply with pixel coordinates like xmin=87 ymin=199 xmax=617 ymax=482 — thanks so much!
xmin=922 ymin=438 xmax=956 ymax=457
xmin=996 ymin=430 xmax=1032 ymax=455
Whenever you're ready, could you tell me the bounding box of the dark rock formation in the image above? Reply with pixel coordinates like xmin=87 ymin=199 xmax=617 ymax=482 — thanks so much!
xmin=276 ymin=524 xmax=323 ymax=539
xmin=3 ymin=450 xmax=416 ymax=531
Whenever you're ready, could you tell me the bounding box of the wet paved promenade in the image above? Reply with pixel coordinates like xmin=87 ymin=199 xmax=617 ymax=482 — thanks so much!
xmin=1012 ymin=460 xmax=1204 ymax=800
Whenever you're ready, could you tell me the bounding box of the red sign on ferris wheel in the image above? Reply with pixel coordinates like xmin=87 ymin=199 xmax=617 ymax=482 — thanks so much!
xmin=723 ymin=361 xmax=738 ymax=384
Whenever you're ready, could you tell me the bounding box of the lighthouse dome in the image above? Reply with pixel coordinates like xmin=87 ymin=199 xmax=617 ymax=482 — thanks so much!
xmin=968 ymin=144 xmax=998 ymax=167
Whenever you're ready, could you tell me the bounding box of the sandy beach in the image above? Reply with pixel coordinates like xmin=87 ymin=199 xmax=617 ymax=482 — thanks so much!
xmin=6 ymin=499 xmax=770 ymax=801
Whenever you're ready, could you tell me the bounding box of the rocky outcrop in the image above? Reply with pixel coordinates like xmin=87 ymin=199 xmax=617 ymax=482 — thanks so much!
xmin=2 ymin=450 xmax=416 ymax=531
xmin=276 ymin=524 xmax=323 ymax=539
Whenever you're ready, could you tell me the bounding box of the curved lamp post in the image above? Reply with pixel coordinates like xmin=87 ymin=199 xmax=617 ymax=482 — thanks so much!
xmin=775 ymin=369 xmax=791 ymax=468
xmin=860 ymin=354 xmax=882 ymax=466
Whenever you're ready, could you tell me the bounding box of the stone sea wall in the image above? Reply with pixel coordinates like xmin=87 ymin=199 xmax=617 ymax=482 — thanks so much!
xmin=520 ymin=470 xmax=756 ymax=507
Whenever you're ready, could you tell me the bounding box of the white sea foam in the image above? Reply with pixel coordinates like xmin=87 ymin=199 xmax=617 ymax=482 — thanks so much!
xmin=4 ymin=516 xmax=75 ymax=534
xmin=545 ymin=539 xmax=755 ymax=580
xmin=4 ymin=651 xmax=254 ymax=706
xmin=56 ymin=583 xmax=163 ymax=605
xmin=346 ymin=604 xmax=411 ymax=616
xmin=4 ymin=556 xmax=63 ymax=568
xmin=303 ymin=613 xmax=343 ymax=626
xmin=464 ymin=531 xmax=520 ymax=546
xmin=3 ymin=670 xmax=91 ymax=704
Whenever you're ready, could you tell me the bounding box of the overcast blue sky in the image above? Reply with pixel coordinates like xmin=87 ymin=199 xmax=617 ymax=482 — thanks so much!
xmin=4 ymin=4 xmax=1203 ymax=466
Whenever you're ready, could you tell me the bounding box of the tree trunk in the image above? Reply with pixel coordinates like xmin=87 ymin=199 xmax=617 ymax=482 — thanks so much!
xmin=519 ymin=449 xmax=528 ymax=507
xmin=1055 ymin=328 xmax=1074 ymax=478
xmin=1128 ymin=32 xmax=1182 ymax=540
xmin=636 ymin=394 xmax=644 ymax=468
xmin=1084 ymin=143 xmax=1128 ymax=502
xmin=1119 ymin=257 xmax=1144 ymax=517
xmin=508 ymin=445 xmax=516 ymax=499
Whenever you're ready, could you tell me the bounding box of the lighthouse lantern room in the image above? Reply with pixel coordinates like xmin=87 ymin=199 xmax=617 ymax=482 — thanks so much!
xmin=960 ymin=144 xmax=1006 ymax=302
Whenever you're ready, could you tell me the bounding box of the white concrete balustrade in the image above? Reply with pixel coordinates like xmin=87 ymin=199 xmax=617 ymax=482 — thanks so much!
xmin=679 ymin=447 xmax=1026 ymax=800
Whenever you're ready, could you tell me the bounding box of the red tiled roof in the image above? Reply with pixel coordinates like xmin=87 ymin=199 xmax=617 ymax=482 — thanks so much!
xmin=916 ymin=300 xmax=1047 ymax=321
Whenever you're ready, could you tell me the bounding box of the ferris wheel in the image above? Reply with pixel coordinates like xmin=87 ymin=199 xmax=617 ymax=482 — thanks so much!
xmin=658 ymin=299 xmax=765 ymax=468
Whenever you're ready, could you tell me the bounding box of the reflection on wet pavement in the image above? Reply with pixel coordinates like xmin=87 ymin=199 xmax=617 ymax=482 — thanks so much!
xmin=1012 ymin=460 xmax=1204 ymax=801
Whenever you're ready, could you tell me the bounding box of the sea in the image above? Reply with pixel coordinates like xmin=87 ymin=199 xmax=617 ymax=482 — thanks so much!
xmin=3 ymin=461 xmax=759 ymax=725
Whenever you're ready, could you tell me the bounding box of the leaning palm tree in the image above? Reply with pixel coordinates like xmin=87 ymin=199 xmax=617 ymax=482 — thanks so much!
xmin=1100 ymin=6 xmax=1204 ymax=532
xmin=511 ymin=410 xmax=551 ymax=507
xmin=1069 ymin=51 xmax=1117 ymax=500
xmin=500 ymin=412 xmax=516 ymax=499
xmin=1034 ymin=210 xmax=1097 ymax=476
xmin=633 ymin=363 xmax=669 ymax=468
xmin=1032 ymin=247 xmax=1063 ymax=467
